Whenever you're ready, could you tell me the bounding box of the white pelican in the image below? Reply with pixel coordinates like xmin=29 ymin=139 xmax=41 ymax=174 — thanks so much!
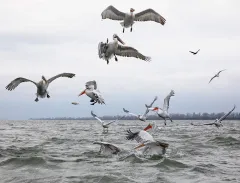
xmin=189 ymin=49 xmax=200 ymax=55
xmin=91 ymin=111 xmax=124 ymax=132
xmin=78 ymin=80 xmax=105 ymax=105
xmin=71 ymin=102 xmax=79 ymax=105
xmin=101 ymin=5 xmax=166 ymax=33
xmin=98 ymin=34 xmax=151 ymax=64
xmin=126 ymin=123 xmax=169 ymax=156
xmin=123 ymin=96 xmax=158 ymax=122
xmin=6 ymin=73 xmax=75 ymax=102
xmin=148 ymin=90 xmax=175 ymax=125
xmin=209 ymin=69 xmax=226 ymax=83
xmin=93 ymin=141 xmax=121 ymax=155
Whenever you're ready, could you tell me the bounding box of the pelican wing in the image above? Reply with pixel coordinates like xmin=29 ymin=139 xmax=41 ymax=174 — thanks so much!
xmin=144 ymin=96 xmax=158 ymax=116
xmin=123 ymin=108 xmax=138 ymax=117
xmin=86 ymin=80 xmax=97 ymax=90
xmin=134 ymin=9 xmax=166 ymax=25
xmin=101 ymin=5 xmax=125 ymax=21
xmin=116 ymin=45 xmax=151 ymax=61
xmin=126 ymin=129 xmax=154 ymax=144
xmin=6 ymin=77 xmax=37 ymax=91
xmin=92 ymin=90 xmax=105 ymax=104
xmin=91 ymin=111 xmax=104 ymax=124
xmin=219 ymin=105 xmax=236 ymax=122
xmin=93 ymin=141 xmax=120 ymax=154
xmin=47 ymin=73 xmax=75 ymax=84
xmin=163 ymin=90 xmax=175 ymax=111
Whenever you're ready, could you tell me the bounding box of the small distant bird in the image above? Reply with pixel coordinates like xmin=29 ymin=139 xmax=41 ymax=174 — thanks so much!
xmin=189 ymin=49 xmax=200 ymax=55
xmin=93 ymin=141 xmax=121 ymax=155
xmin=78 ymin=80 xmax=105 ymax=105
xmin=6 ymin=73 xmax=75 ymax=102
xmin=71 ymin=102 xmax=79 ymax=105
xmin=148 ymin=90 xmax=175 ymax=125
xmin=101 ymin=5 xmax=166 ymax=33
xmin=208 ymin=69 xmax=226 ymax=83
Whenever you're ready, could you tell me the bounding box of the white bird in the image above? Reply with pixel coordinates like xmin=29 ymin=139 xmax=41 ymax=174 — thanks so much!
xmin=209 ymin=69 xmax=226 ymax=83
xmin=98 ymin=34 xmax=151 ymax=64
xmin=93 ymin=141 xmax=121 ymax=155
xmin=78 ymin=81 xmax=105 ymax=105
xmin=6 ymin=73 xmax=75 ymax=102
xmin=71 ymin=102 xmax=79 ymax=105
xmin=101 ymin=5 xmax=166 ymax=33
xmin=123 ymin=96 xmax=158 ymax=122
xmin=148 ymin=90 xmax=175 ymax=125
xmin=189 ymin=49 xmax=200 ymax=55
xmin=91 ymin=111 xmax=124 ymax=132
xmin=126 ymin=123 xmax=169 ymax=156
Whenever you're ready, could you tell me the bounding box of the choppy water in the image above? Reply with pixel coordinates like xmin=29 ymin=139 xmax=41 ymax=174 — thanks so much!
xmin=0 ymin=120 xmax=240 ymax=183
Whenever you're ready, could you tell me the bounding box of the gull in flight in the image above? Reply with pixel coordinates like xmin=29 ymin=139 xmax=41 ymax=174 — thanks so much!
xmin=209 ymin=70 xmax=226 ymax=83
xmin=93 ymin=141 xmax=121 ymax=155
xmin=78 ymin=81 xmax=105 ymax=105
xmin=123 ymin=96 xmax=158 ymax=122
xmin=91 ymin=111 xmax=124 ymax=132
xmin=189 ymin=49 xmax=200 ymax=55
xmin=101 ymin=5 xmax=166 ymax=33
xmin=6 ymin=73 xmax=75 ymax=102
xmin=148 ymin=90 xmax=175 ymax=125
xmin=71 ymin=102 xmax=79 ymax=105
xmin=98 ymin=34 xmax=151 ymax=64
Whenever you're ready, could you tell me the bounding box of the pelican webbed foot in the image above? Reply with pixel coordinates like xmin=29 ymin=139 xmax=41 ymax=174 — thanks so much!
xmin=35 ymin=98 xmax=39 ymax=102
xmin=123 ymin=28 xmax=125 ymax=33
xmin=47 ymin=94 xmax=50 ymax=98
xmin=130 ymin=27 xmax=132 ymax=32
xmin=107 ymin=60 xmax=109 ymax=64
xmin=114 ymin=54 xmax=118 ymax=61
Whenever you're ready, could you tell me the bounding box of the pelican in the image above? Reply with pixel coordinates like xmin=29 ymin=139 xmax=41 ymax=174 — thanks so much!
xmin=101 ymin=5 xmax=166 ymax=33
xmin=126 ymin=123 xmax=169 ymax=156
xmin=91 ymin=111 xmax=124 ymax=132
xmin=209 ymin=69 xmax=226 ymax=83
xmin=98 ymin=34 xmax=151 ymax=64
xmin=123 ymin=96 xmax=158 ymax=122
xmin=6 ymin=73 xmax=75 ymax=102
xmin=93 ymin=141 xmax=121 ymax=155
xmin=189 ymin=49 xmax=200 ymax=55
xmin=148 ymin=90 xmax=175 ymax=125
xmin=78 ymin=80 xmax=105 ymax=105
xmin=71 ymin=102 xmax=79 ymax=105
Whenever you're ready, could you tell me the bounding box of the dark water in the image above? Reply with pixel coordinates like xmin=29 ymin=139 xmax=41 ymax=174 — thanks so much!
xmin=0 ymin=120 xmax=240 ymax=183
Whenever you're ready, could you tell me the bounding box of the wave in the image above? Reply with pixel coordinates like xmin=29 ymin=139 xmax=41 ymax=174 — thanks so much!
xmin=155 ymin=158 xmax=189 ymax=169
xmin=209 ymin=136 xmax=240 ymax=146
xmin=0 ymin=156 xmax=46 ymax=167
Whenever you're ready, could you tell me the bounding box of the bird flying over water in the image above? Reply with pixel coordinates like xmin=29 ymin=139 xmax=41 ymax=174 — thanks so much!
xmin=101 ymin=5 xmax=166 ymax=33
xmin=208 ymin=69 xmax=226 ymax=83
xmin=78 ymin=81 xmax=105 ymax=105
xmin=189 ymin=49 xmax=200 ymax=55
xmin=98 ymin=34 xmax=151 ymax=64
xmin=6 ymin=73 xmax=75 ymax=102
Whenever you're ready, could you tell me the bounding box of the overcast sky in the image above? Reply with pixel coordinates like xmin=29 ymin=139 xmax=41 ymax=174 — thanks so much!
xmin=0 ymin=0 xmax=239 ymax=120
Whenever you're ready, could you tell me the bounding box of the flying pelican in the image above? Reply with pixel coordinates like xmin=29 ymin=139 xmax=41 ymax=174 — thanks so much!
xmin=101 ymin=5 xmax=166 ymax=33
xmin=91 ymin=111 xmax=124 ymax=132
xmin=126 ymin=123 xmax=169 ymax=156
xmin=123 ymin=96 xmax=158 ymax=122
xmin=209 ymin=70 xmax=226 ymax=83
xmin=148 ymin=90 xmax=175 ymax=125
xmin=189 ymin=49 xmax=200 ymax=55
xmin=71 ymin=102 xmax=79 ymax=105
xmin=98 ymin=34 xmax=151 ymax=64
xmin=6 ymin=73 xmax=75 ymax=102
xmin=93 ymin=141 xmax=121 ymax=155
xmin=78 ymin=80 xmax=105 ymax=105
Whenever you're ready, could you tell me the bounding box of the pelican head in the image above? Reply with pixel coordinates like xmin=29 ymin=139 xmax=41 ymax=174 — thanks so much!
xmin=153 ymin=107 xmax=160 ymax=111
xmin=78 ymin=89 xmax=86 ymax=96
xmin=144 ymin=123 xmax=153 ymax=131
xmin=130 ymin=8 xmax=135 ymax=13
xmin=113 ymin=34 xmax=125 ymax=45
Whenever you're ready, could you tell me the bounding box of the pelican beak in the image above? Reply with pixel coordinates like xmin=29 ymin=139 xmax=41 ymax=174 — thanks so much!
xmin=116 ymin=35 xmax=125 ymax=45
xmin=130 ymin=8 xmax=135 ymax=12
xmin=144 ymin=123 xmax=152 ymax=131
xmin=79 ymin=89 xmax=86 ymax=96
xmin=134 ymin=143 xmax=145 ymax=150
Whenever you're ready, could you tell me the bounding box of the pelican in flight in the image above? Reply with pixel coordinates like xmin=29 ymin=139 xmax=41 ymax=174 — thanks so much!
xmin=189 ymin=49 xmax=200 ymax=55
xmin=126 ymin=123 xmax=169 ymax=156
xmin=93 ymin=141 xmax=121 ymax=155
xmin=101 ymin=5 xmax=166 ymax=33
xmin=123 ymin=96 xmax=158 ymax=122
xmin=148 ymin=90 xmax=175 ymax=125
xmin=78 ymin=80 xmax=105 ymax=105
xmin=98 ymin=34 xmax=151 ymax=64
xmin=6 ymin=73 xmax=75 ymax=102
xmin=209 ymin=69 xmax=226 ymax=83
xmin=91 ymin=111 xmax=124 ymax=132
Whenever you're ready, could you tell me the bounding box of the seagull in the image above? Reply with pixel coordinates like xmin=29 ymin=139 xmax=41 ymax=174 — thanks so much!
xmin=148 ymin=90 xmax=175 ymax=125
xmin=189 ymin=49 xmax=200 ymax=55
xmin=123 ymin=96 xmax=158 ymax=122
xmin=126 ymin=123 xmax=169 ymax=156
xmin=71 ymin=102 xmax=79 ymax=105
xmin=91 ymin=111 xmax=124 ymax=132
xmin=5 ymin=73 xmax=75 ymax=102
xmin=78 ymin=81 xmax=105 ymax=105
xmin=98 ymin=34 xmax=151 ymax=64
xmin=209 ymin=70 xmax=226 ymax=83
xmin=93 ymin=141 xmax=121 ymax=155
xmin=101 ymin=5 xmax=166 ymax=33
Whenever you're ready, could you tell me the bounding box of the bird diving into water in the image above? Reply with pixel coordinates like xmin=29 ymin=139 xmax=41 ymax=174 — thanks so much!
xmin=98 ymin=34 xmax=151 ymax=64
xmin=209 ymin=69 xmax=226 ymax=83
xmin=189 ymin=49 xmax=200 ymax=55
xmin=101 ymin=5 xmax=166 ymax=33
xmin=5 ymin=73 xmax=75 ymax=102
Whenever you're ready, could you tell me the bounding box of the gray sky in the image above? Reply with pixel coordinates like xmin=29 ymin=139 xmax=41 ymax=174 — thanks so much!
xmin=0 ymin=0 xmax=240 ymax=120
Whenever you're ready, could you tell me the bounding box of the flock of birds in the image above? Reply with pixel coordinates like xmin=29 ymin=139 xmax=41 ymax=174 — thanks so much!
xmin=4 ymin=5 xmax=236 ymax=157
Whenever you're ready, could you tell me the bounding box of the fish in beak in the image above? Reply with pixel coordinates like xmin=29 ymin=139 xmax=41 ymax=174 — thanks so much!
xmin=79 ymin=89 xmax=86 ymax=96
xmin=144 ymin=123 xmax=152 ymax=131
xmin=116 ymin=35 xmax=125 ymax=45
